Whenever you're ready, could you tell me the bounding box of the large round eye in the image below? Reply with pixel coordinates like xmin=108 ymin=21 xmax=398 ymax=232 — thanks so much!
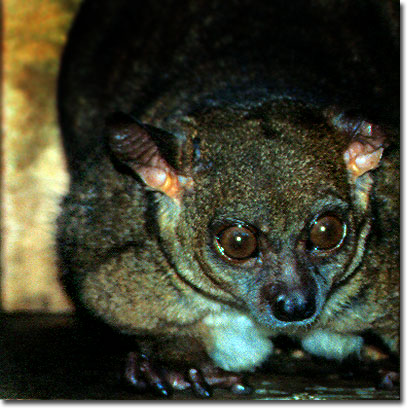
xmin=215 ymin=225 xmax=258 ymax=261
xmin=308 ymin=214 xmax=346 ymax=251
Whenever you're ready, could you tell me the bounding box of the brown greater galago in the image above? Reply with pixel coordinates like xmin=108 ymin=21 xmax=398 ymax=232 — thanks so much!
xmin=57 ymin=0 xmax=399 ymax=397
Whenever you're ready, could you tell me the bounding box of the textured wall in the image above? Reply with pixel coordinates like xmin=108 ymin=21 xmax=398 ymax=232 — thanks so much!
xmin=2 ymin=0 xmax=82 ymax=311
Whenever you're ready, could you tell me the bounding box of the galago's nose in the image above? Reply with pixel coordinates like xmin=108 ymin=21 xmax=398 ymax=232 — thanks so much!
xmin=270 ymin=285 xmax=316 ymax=322
xmin=262 ymin=282 xmax=317 ymax=323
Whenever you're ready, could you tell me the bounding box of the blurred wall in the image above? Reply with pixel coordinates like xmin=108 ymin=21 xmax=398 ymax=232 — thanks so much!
xmin=2 ymin=0 xmax=83 ymax=311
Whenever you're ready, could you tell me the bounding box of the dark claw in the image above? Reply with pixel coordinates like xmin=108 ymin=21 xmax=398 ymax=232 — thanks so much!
xmin=122 ymin=351 xmax=252 ymax=398
xmin=123 ymin=352 xmax=172 ymax=397
xmin=124 ymin=352 xmax=147 ymax=391
xmin=187 ymin=368 xmax=212 ymax=398
xmin=201 ymin=364 xmax=252 ymax=395
xmin=139 ymin=356 xmax=172 ymax=397
xmin=378 ymin=370 xmax=399 ymax=390
xmin=230 ymin=382 xmax=253 ymax=395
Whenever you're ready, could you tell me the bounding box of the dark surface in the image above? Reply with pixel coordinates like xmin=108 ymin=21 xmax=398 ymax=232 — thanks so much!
xmin=0 ymin=313 xmax=399 ymax=400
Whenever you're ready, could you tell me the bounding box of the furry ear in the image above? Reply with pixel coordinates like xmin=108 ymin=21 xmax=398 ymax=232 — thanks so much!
xmin=344 ymin=133 xmax=384 ymax=184
xmin=105 ymin=113 xmax=193 ymax=204
xmin=325 ymin=109 xmax=388 ymax=211
xmin=342 ymin=121 xmax=386 ymax=211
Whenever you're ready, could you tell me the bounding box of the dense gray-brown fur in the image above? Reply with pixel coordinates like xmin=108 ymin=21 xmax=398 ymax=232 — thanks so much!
xmin=57 ymin=0 xmax=399 ymax=396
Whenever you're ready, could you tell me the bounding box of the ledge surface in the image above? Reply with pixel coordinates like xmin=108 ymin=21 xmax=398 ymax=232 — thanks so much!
xmin=0 ymin=312 xmax=399 ymax=400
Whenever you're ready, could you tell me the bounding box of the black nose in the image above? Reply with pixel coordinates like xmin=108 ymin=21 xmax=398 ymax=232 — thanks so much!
xmin=270 ymin=287 xmax=316 ymax=322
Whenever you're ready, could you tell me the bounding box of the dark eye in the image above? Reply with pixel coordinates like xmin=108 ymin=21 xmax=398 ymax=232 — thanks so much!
xmin=215 ymin=225 xmax=258 ymax=261
xmin=308 ymin=214 xmax=346 ymax=251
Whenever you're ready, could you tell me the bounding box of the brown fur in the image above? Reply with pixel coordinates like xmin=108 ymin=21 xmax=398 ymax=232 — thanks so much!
xmin=57 ymin=0 xmax=399 ymax=382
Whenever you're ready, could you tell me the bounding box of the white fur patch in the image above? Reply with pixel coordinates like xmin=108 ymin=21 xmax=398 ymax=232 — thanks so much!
xmin=203 ymin=311 xmax=274 ymax=372
xmin=301 ymin=329 xmax=363 ymax=361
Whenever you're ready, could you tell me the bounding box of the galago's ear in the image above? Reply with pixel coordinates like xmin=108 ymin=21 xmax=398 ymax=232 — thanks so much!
xmin=344 ymin=132 xmax=384 ymax=183
xmin=105 ymin=113 xmax=193 ymax=204
xmin=342 ymin=120 xmax=386 ymax=211
xmin=325 ymin=109 xmax=388 ymax=211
